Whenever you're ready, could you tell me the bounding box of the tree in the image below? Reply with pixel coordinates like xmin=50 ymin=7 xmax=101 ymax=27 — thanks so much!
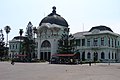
xmin=57 ymin=34 xmax=75 ymax=54
xmin=4 ymin=26 xmax=11 ymax=47
xmin=0 ymin=29 xmax=5 ymax=59
xmin=19 ymin=29 xmax=23 ymax=54
xmin=21 ymin=25 xmax=37 ymax=61
xmin=19 ymin=29 xmax=23 ymax=36
xmin=33 ymin=27 xmax=37 ymax=37
xmin=33 ymin=27 xmax=37 ymax=58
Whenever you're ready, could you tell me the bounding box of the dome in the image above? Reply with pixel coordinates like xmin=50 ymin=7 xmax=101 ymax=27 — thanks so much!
xmin=89 ymin=25 xmax=113 ymax=32
xmin=39 ymin=6 xmax=69 ymax=27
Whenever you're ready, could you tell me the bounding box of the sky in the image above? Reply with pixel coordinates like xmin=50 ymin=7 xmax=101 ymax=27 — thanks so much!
xmin=0 ymin=0 xmax=120 ymax=42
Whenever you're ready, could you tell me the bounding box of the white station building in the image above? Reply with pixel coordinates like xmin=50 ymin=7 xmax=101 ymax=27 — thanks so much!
xmin=9 ymin=6 xmax=120 ymax=62
xmin=37 ymin=6 xmax=69 ymax=61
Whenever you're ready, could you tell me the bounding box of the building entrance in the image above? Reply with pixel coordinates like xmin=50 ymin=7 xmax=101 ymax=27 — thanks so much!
xmin=40 ymin=52 xmax=51 ymax=61
xmin=40 ymin=40 xmax=51 ymax=61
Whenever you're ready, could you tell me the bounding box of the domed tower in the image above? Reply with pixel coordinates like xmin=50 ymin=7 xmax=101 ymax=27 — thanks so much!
xmin=37 ymin=6 xmax=69 ymax=60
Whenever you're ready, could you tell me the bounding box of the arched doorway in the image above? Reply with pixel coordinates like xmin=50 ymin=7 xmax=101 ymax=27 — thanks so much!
xmin=108 ymin=52 xmax=110 ymax=59
xmin=41 ymin=40 xmax=51 ymax=61
xmin=87 ymin=52 xmax=91 ymax=59
xmin=101 ymin=52 xmax=105 ymax=59
xmin=82 ymin=52 xmax=85 ymax=61
xmin=94 ymin=52 xmax=98 ymax=61
xmin=76 ymin=52 xmax=80 ymax=60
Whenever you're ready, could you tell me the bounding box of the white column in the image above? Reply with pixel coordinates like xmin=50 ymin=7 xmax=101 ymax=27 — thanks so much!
xmin=51 ymin=39 xmax=57 ymax=55
xmin=37 ymin=39 xmax=40 ymax=59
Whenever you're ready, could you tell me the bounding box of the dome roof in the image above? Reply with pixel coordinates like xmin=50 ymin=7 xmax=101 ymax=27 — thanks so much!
xmin=89 ymin=25 xmax=113 ymax=32
xmin=39 ymin=6 xmax=69 ymax=27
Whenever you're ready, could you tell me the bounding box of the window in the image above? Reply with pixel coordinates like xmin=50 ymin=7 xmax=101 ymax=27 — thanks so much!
xmin=82 ymin=39 xmax=85 ymax=46
xmin=101 ymin=52 xmax=105 ymax=59
xmin=41 ymin=40 xmax=51 ymax=48
xmin=108 ymin=37 xmax=110 ymax=47
xmin=108 ymin=52 xmax=110 ymax=59
xmin=76 ymin=39 xmax=80 ymax=46
xmin=93 ymin=38 xmax=98 ymax=46
xmin=13 ymin=44 xmax=14 ymax=49
xmin=87 ymin=39 xmax=90 ymax=46
xmin=115 ymin=39 xmax=116 ymax=47
xmin=87 ymin=52 xmax=91 ymax=59
xmin=112 ymin=53 xmax=114 ymax=59
xmin=101 ymin=37 xmax=104 ymax=46
xmin=115 ymin=53 xmax=116 ymax=59
xmin=112 ymin=38 xmax=113 ymax=47
xmin=16 ymin=44 xmax=17 ymax=49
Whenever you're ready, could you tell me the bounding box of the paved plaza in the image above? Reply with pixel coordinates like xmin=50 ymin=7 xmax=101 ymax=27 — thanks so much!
xmin=0 ymin=62 xmax=120 ymax=80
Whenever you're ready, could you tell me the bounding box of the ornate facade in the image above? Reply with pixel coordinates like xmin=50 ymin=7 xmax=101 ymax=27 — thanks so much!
xmin=37 ymin=6 xmax=69 ymax=61
xmin=9 ymin=6 xmax=120 ymax=62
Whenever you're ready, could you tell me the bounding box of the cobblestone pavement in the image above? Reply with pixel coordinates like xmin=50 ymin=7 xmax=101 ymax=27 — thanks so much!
xmin=0 ymin=62 xmax=120 ymax=80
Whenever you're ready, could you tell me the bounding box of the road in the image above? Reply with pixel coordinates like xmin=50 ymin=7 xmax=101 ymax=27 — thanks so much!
xmin=0 ymin=62 xmax=120 ymax=80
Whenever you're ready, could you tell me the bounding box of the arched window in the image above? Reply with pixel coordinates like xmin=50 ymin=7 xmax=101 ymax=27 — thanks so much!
xmin=108 ymin=52 xmax=110 ymax=59
xmin=76 ymin=52 xmax=80 ymax=60
xmin=112 ymin=53 xmax=114 ymax=59
xmin=41 ymin=40 xmax=51 ymax=48
xmin=115 ymin=53 xmax=116 ymax=59
xmin=94 ymin=52 xmax=98 ymax=61
xmin=108 ymin=37 xmax=110 ymax=47
xmin=101 ymin=52 xmax=105 ymax=59
xmin=82 ymin=52 xmax=85 ymax=61
xmin=87 ymin=52 xmax=91 ymax=59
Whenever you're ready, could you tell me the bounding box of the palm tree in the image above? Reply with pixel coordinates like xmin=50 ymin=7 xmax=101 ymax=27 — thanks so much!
xmin=19 ymin=29 xmax=23 ymax=36
xmin=33 ymin=27 xmax=37 ymax=38
xmin=4 ymin=26 xmax=11 ymax=47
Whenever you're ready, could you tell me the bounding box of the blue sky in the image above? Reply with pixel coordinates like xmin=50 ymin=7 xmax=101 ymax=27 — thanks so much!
xmin=0 ymin=0 xmax=120 ymax=42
